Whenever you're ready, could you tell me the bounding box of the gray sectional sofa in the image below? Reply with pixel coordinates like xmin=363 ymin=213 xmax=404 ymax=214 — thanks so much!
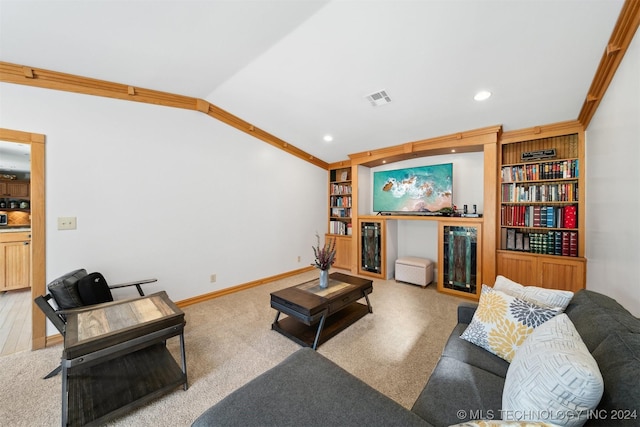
xmin=192 ymin=289 xmax=640 ymax=427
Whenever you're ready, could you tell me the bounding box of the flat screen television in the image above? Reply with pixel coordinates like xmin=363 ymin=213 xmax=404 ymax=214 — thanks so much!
xmin=373 ymin=163 xmax=453 ymax=214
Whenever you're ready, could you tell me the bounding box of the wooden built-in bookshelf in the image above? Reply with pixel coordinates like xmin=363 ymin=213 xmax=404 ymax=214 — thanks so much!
xmin=497 ymin=121 xmax=586 ymax=292
xmin=327 ymin=161 xmax=353 ymax=270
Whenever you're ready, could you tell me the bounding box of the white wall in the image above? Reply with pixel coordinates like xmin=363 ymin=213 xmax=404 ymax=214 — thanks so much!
xmin=0 ymin=83 xmax=327 ymax=322
xmin=585 ymin=31 xmax=640 ymax=316
xmin=367 ymin=152 xmax=484 ymax=266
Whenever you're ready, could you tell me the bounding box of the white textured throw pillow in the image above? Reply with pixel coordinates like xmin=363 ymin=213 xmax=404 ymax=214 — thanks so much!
xmin=493 ymin=275 xmax=574 ymax=311
xmin=502 ymin=314 xmax=603 ymax=427
xmin=460 ymin=285 xmax=561 ymax=362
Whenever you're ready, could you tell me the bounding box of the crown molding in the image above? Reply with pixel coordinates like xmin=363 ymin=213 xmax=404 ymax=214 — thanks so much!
xmin=0 ymin=62 xmax=328 ymax=169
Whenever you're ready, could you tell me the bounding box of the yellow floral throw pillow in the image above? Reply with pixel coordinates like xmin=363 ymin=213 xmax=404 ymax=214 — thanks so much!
xmin=460 ymin=285 xmax=561 ymax=362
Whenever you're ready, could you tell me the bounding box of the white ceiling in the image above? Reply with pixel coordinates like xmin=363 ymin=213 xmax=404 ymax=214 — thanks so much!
xmin=0 ymin=140 xmax=30 ymax=173
xmin=0 ymin=0 xmax=626 ymax=164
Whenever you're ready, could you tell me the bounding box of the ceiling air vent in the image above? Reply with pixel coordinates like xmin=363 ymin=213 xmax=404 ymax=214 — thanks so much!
xmin=366 ymin=90 xmax=391 ymax=107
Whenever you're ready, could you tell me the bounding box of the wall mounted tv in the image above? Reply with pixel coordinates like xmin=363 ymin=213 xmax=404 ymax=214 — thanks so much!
xmin=373 ymin=163 xmax=453 ymax=214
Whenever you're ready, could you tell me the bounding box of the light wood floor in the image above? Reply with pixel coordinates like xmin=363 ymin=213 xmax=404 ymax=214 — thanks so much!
xmin=0 ymin=289 xmax=31 ymax=356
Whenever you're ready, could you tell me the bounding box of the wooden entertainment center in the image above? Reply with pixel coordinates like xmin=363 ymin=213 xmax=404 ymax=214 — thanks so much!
xmin=327 ymin=120 xmax=586 ymax=299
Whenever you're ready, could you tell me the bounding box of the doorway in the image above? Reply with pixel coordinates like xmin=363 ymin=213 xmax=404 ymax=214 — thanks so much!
xmin=0 ymin=128 xmax=46 ymax=351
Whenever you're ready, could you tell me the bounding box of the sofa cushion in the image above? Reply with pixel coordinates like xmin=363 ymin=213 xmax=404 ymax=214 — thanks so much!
xmin=411 ymin=356 xmax=505 ymax=426
xmin=589 ymin=332 xmax=640 ymax=426
xmin=502 ymin=314 xmax=603 ymax=427
xmin=564 ymin=290 xmax=640 ymax=352
xmin=450 ymin=422 xmax=561 ymax=427
xmin=47 ymin=268 xmax=88 ymax=309
xmin=443 ymin=323 xmax=510 ymax=378
xmin=192 ymin=348 xmax=430 ymax=427
xmin=493 ymin=275 xmax=574 ymax=311
xmin=461 ymin=285 xmax=561 ymax=362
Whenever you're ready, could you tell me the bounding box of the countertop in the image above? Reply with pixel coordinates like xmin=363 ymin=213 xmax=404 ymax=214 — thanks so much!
xmin=0 ymin=227 xmax=31 ymax=233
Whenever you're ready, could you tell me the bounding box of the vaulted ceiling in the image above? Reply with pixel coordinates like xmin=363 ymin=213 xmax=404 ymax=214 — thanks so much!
xmin=0 ymin=0 xmax=627 ymax=164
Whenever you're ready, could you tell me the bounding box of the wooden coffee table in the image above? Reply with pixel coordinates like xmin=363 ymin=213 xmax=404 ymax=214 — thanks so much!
xmin=61 ymin=291 xmax=187 ymax=426
xmin=270 ymin=272 xmax=373 ymax=349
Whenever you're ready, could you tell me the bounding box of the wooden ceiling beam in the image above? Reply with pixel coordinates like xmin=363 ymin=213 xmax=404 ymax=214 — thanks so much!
xmin=0 ymin=61 xmax=328 ymax=169
xmin=578 ymin=0 xmax=640 ymax=128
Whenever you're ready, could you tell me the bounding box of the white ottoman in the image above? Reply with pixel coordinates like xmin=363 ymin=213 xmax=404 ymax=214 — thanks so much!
xmin=395 ymin=257 xmax=433 ymax=288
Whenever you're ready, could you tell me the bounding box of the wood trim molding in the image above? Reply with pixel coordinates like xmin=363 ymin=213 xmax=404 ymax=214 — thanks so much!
xmin=0 ymin=128 xmax=47 ymax=350
xmin=176 ymin=266 xmax=315 ymax=308
xmin=500 ymin=120 xmax=584 ymax=145
xmin=348 ymin=124 xmax=502 ymax=167
xmin=578 ymin=0 xmax=640 ymax=128
xmin=0 ymin=61 xmax=328 ymax=169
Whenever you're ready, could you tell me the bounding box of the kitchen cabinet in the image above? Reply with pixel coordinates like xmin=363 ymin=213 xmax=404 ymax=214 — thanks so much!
xmin=0 ymin=231 xmax=31 ymax=290
xmin=0 ymin=180 xmax=29 ymax=198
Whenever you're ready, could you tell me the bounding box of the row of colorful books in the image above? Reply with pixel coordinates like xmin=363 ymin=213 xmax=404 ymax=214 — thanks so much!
xmin=503 ymin=229 xmax=578 ymax=257
xmin=330 ymin=195 xmax=352 ymax=207
xmin=501 ymin=159 xmax=579 ymax=182
xmin=330 ymin=184 xmax=352 ymax=195
xmin=501 ymin=205 xmax=577 ymax=228
xmin=329 ymin=220 xmax=352 ymax=235
xmin=501 ymin=182 xmax=578 ymax=202
xmin=330 ymin=207 xmax=352 ymax=218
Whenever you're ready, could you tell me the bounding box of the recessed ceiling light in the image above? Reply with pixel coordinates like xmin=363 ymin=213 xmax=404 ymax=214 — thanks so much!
xmin=474 ymin=90 xmax=492 ymax=101
xmin=323 ymin=135 xmax=333 ymax=142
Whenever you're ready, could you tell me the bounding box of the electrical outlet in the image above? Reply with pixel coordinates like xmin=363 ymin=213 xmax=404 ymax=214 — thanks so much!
xmin=297 ymin=256 xmax=301 ymax=263
xmin=57 ymin=216 xmax=77 ymax=230
xmin=210 ymin=274 xmax=216 ymax=283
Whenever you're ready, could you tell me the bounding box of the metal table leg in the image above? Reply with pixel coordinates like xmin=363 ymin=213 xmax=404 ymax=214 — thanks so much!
xmin=364 ymin=289 xmax=373 ymax=313
xmin=61 ymin=362 xmax=68 ymax=426
xmin=179 ymin=332 xmax=188 ymax=391
xmin=312 ymin=311 xmax=328 ymax=350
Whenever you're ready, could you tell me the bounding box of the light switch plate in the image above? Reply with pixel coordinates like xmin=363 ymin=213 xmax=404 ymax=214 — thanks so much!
xmin=57 ymin=217 xmax=77 ymax=230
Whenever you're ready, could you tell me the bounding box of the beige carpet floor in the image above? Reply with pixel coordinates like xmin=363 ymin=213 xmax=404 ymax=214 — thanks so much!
xmin=0 ymin=269 xmax=467 ymax=426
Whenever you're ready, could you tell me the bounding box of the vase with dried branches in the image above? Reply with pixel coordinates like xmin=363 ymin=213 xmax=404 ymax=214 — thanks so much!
xmin=312 ymin=233 xmax=336 ymax=288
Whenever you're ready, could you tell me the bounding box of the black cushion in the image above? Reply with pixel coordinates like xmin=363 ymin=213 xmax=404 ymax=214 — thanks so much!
xmin=77 ymin=272 xmax=113 ymax=306
xmin=411 ymin=356 xmax=505 ymax=426
xmin=192 ymin=348 xmax=430 ymax=427
xmin=565 ymin=289 xmax=640 ymax=351
xmin=588 ymin=332 xmax=640 ymax=426
xmin=47 ymin=269 xmax=88 ymax=309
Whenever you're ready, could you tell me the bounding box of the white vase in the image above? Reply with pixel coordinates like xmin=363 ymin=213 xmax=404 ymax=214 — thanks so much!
xmin=319 ymin=269 xmax=329 ymax=288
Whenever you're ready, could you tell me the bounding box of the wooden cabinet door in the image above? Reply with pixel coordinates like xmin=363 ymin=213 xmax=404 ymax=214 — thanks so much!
xmin=497 ymin=251 xmax=585 ymax=292
xmin=438 ymin=222 xmax=482 ymax=300
xmin=0 ymin=240 xmax=31 ymax=290
xmin=7 ymin=181 xmax=29 ymax=197
xmin=538 ymin=256 xmax=585 ymax=292
xmin=331 ymin=235 xmax=352 ymax=270
xmin=496 ymin=252 xmax=538 ymax=286
xmin=0 ymin=180 xmax=29 ymax=197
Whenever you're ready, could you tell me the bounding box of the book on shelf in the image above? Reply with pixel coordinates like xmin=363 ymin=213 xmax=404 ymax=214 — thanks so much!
xmin=506 ymin=229 xmax=516 ymax=250
xmin=331 ymin=183 xmax=352 ymax=195
xmin=501 ymin=159 xmax=579 ymax=182
xmin=533 ymin=206 xmax=541 ymax=227
xmin=329 ymin=220 xmax=351 ymax=235
xmin=564 ymin=205 xmax=577 ymax=228
xmin=546 ymin=207 xmax=555 ymax=228
xmin=503 ymin=230 xmax=578 ymax=257
xmin=569 ymin=231 xmax=578 ymax=257
xmin=515 ymin=232 xmax=524 ymax=250
xmin=502 ymin=182 xmax=579 ymax=203
xmin=501 ymin=204 xmax=577 ymax=229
